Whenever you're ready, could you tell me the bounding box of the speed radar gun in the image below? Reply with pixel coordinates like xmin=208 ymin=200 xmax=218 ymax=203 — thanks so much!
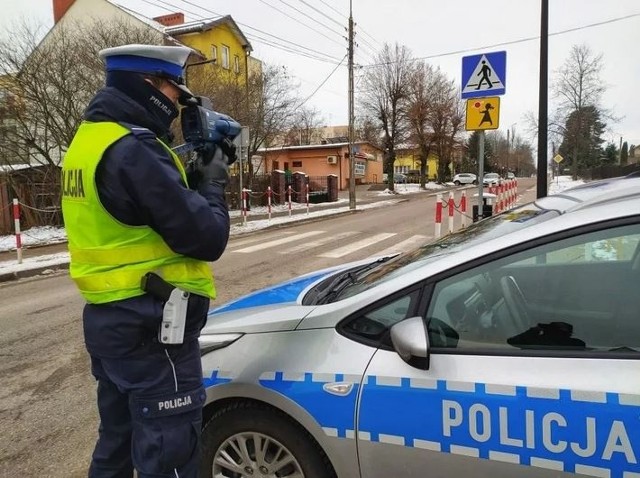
xmin=173 ymin=95 xmax=242 ymax=172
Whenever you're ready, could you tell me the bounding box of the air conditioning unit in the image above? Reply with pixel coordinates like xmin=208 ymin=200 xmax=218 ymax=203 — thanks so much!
xmin=327 ymin=155 xmax=338 ymax=165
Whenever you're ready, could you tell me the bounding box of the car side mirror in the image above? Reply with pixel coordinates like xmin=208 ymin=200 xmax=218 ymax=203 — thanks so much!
xmin=390 ymin=316 xmax=430 ymax=370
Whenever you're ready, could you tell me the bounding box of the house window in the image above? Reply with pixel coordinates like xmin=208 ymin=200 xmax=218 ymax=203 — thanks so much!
xmin=211 ymin=45 xmax=217 ymax=62
xmin=221 ymin=45 xmax=230 ymax=69
xmin=234 ymin=55 xmax=240 ymax=74
xmin=292 ymin=161 xmax=302 ymax=168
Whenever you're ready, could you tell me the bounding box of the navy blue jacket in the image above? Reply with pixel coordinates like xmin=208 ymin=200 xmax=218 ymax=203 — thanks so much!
xmin=81 ymin=87 xmax=229 ymax=358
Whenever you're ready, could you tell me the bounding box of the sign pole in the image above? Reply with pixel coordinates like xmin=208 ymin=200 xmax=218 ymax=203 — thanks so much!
xmin=477 ymin=131 xmax=485 ymax=220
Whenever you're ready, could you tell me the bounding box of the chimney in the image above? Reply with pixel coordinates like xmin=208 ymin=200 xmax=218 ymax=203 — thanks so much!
xmin=153 ymin=13 xmax=185 ymax=27
xmin=53 ymin=0 xmax=75 ymax=23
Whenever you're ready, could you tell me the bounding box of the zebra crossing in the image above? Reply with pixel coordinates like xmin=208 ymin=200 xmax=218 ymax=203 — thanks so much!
xmin=228 ymin=230 xmax=431 ymax=259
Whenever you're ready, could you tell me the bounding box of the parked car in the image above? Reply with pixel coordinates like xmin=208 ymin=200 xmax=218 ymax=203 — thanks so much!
xmin=382 ymin=173 xmax=407 ymax=184
xmin=393 ymin=173 xmax=407 ymax=183
xmin=506 ymin=172 xmax=516 ymax=179
xmin=483 ymin=172 xmax=501 ymax=186
xmin=452 ymin=173 xmax=478 ymax=185
xmin=198 ymin=175 xmax=640 ymax=478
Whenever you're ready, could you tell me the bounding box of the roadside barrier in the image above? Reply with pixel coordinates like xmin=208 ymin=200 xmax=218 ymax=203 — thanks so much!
xmin=436 ymin=191 xmax=473 ymax=239
xmin=434 ymin=194 xmax=443 ymax=238
xmin=13 ymin=199 xmax=22 ymax=264
xmin=240 ymin=184 xmax=313 ymax=224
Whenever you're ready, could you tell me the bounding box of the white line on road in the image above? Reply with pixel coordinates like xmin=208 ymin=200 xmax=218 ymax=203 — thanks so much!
xmin=233 ymin=231 xmax=325 ymax=253
xmin=373 ymin=235 xmax=430 ymax=258
xmin=281 ymin=231 xmax=360 ymax=254
xmin=318 ymin=233 xmax=397 ymax=258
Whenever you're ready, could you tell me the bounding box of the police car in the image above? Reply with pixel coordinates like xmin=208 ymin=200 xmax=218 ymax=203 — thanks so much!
xmin=198 ymin=175 xmax=640 ymax=478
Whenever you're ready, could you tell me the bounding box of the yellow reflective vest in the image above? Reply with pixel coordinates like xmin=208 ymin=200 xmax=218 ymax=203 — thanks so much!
xmin=61 ymin=121 xmax=215 ymax=304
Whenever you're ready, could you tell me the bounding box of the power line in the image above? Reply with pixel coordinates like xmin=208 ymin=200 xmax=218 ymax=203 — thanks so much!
xmin=298 ymin=54 xmax=347 ymax=107
xmin=317 ymin=0 xmax=347 ymax=19
xmin=275 ymin=0 xmax=345 ymax=39
xmin=360 ymin=12 xmax=640 ymax=68
xmin=128 ymin=0 xmax=342 ymax=64
xmin=294 ymin=0 xmax=345 ymax=29
xmin=257 ymin=0 xmax=344 ymax=48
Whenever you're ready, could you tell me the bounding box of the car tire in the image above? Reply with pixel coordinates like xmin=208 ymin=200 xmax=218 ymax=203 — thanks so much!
xmin=454 ymin=180 xmax=461 ymax=186
xmin=472 ymin=180 xmax=478 ymax=185
xmin=200 ymin=401 xmax=335 ymax=478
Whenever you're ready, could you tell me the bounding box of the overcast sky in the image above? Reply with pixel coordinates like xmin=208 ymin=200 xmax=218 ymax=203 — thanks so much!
xmin=4 ymin=0 xmax=640 ymax=153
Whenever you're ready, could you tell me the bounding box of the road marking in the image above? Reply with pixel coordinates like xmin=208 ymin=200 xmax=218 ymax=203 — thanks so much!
xmin=281 ymin=231 xmax=360 ymax=254
xmin=373 ymin=235 xmax=430 ymax=257
xmin=318 ymin=233 xmax=396 ymax=258
xmin=227 ymin=230 xmax=296 ymax=249
xmin=233 ymin=231 xmax=325 ymax=253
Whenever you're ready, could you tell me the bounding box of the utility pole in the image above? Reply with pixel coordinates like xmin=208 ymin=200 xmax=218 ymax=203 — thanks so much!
xmin=347 ymin=0 xmax=356 ymax=210
xmin=537 ymin=0 xmax=549 ymax=198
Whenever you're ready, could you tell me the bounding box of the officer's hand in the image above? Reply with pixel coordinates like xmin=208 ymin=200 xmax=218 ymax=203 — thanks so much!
xmin=187 ymin=146 xmax=228 ymax=189
xmin=219 ymin=138 xmax=238 ymax=167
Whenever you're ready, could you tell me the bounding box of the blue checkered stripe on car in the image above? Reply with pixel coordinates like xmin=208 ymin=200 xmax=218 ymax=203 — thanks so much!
xmin=256 ymin=373 xmax=640 ymax=478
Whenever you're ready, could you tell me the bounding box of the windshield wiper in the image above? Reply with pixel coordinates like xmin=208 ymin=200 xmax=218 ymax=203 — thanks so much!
xmin=314 ymin=256 xmax=393 ymax=305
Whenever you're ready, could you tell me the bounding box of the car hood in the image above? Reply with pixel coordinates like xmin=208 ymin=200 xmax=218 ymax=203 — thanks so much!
xmin=203 ymin=256 xmax=391 ymax=334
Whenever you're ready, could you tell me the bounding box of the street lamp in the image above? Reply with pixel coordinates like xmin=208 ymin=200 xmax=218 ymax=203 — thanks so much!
xmin=184 ymin=58 xmax=217 ymax=88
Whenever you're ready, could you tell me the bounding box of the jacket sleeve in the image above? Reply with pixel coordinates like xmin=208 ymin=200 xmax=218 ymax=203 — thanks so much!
xmin=97 ymin=136 xmax=230 ymax=262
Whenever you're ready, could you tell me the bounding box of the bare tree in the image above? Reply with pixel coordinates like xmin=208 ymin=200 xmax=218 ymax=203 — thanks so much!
xmin=0 ymin=18 xmax=162 ymax=168
xmin=426 ymin=75 xmax=464 ymax=182
xmin=192 ymin=63 xmax=300 ymax=175
xmin=553 ymin=44 xmax=606 ymax=179
xmin=285 ymin=106 xmax=325 ymax=146
xmin=407 ymin=62 xmax=463 ymax=187
xmin=359 ymin=43 xmax=414 ymax=189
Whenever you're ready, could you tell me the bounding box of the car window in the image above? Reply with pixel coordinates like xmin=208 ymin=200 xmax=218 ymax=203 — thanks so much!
xmin=340 ymin=289 xmax=422 ymax=347
xmin=424 ymin=222 xmax=640 ymax=354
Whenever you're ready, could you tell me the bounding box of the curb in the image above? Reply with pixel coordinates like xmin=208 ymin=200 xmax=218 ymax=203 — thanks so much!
xmin=0 ymin=262 xmax=69 ymax=284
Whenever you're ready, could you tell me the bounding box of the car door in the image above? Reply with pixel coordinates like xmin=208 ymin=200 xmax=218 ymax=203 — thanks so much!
xmin=356 ymin=220 xmax=640 ymax=478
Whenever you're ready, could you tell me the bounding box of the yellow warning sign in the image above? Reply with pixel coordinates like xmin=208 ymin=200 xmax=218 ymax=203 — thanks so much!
xmin=553 ymin=153 xmax=564 ymax=164
xmin=465 ymin=97 xmax=500 ymax=131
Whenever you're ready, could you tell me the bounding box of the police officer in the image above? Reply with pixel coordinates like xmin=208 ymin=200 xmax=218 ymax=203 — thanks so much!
xmin=61 ymin=44 xmax=232 ymax=477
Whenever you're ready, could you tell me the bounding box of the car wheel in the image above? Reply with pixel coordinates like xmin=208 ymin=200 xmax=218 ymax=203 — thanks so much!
xmin=472 ymin=180 xmax=478 ymax=185
xmin=454 ymin=180 xmax=461 ymax=186
xmin=200 ymin=402 xmax=335 ymax=478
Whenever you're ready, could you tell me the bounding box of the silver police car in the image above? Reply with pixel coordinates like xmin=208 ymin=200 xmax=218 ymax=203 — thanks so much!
xmin=198 ymin=175 xmax=640 ymax=478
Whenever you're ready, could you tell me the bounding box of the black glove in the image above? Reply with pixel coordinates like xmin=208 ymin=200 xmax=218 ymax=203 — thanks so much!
xmin=219 ymin=138 xmax=238 ymax=166
xmin=187 ymin=144 xmax=231 ymax=189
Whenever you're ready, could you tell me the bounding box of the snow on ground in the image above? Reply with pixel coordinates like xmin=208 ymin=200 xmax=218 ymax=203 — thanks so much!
xmin=377 ymin=182 xmax=445 ymax=196
xmin=548 ymin=175 xmax=585 ymax=194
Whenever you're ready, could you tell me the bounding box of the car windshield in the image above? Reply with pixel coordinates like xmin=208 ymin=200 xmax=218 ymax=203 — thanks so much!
xmin=485 ymin=173 xmax=499 ymax=178
xmin=335 ymin=205 xmax=559 ymax=301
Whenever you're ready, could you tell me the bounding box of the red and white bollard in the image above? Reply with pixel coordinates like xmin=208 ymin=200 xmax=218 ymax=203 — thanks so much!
xmin=306 ymin=183 xmax=310 ymax=215
xmin=288 ymin=185 xmax=292 ymax=217
xmin=448 ymin=191 xmax=455 ymax=234
xmin=241 ymin=189 xmax=249 ymax=226
xmin=460 ymin=191 xmax=467 ymax=228
xmin=267 ymin=186 xmax=272 ymax=221
xmin=13 ymin=199 xmax=22 ymax=264
xmin=435 ymin=194 xmax=443 ymax=238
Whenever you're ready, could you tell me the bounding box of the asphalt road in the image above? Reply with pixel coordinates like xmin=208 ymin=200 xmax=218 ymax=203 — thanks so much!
xmin=0 ymin=179 xmax=536 ymax=477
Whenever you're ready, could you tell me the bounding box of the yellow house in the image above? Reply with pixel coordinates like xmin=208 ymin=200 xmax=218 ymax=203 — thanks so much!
xmin=394 ymin=147 xmax=439 ymax=180
xmin=158 ymin=14 xmax=260 ymax=86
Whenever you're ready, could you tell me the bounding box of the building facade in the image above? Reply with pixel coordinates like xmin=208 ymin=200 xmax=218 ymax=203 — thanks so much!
xmin=259 ymin=142 xmax=384 ymax=190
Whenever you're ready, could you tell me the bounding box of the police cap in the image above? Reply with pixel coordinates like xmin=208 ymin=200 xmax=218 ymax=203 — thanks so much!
xmin=99 ymin=44 xmax=195 ymax=98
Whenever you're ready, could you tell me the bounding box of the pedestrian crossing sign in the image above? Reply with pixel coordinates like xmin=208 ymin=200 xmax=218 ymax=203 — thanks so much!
xmin=465 ymin=97 xmax=500 ymax=131
xmin=461 ymin=51 xmax=506 ymax=99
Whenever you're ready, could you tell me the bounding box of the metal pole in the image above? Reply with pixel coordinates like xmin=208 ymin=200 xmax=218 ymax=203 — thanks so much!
xmin=347 ymin=0 xmax=356 ymax=210
xmin=477 ymin=130 xmax=485 ymax=220
xmin=537 ymin=0 xmax=549 ymax=198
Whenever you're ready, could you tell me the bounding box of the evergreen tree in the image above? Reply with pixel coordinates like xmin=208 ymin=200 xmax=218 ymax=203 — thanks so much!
xmin=557 ymin=106 xmax=605 ymax=171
